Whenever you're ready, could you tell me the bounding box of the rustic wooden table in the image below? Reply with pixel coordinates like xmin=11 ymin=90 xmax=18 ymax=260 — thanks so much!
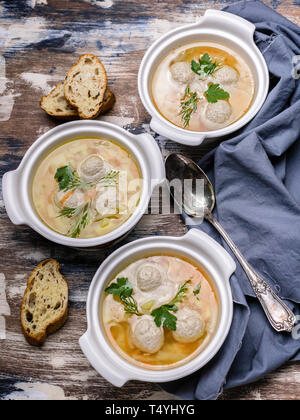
xmin=0 ymin=0 xmax=299 ymax=401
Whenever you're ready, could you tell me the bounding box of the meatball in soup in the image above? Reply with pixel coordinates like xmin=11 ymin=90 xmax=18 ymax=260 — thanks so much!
xmin=102 ymin=255 xmax=219 ymax=370
xmin=151 ymin=42 xmax=255 ymax=131
xmin=32 ymin=138 xmax=142 ymax=239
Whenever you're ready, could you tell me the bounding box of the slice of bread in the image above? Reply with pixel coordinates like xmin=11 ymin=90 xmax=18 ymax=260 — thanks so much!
xmin=101 ymin=88 xmax=116 ymax=114
xmin=40 ymin=82 xmax=77 ymax=118
xmin=64 ymin=54 xmax=107 ymax=119
xmin=21 ymin=259 xmax=68 ymax=346
xmin=40 ymin=84 xmax=115 ymax=119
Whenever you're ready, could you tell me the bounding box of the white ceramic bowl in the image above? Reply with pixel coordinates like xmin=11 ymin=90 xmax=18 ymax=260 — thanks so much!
xmin=79 ymin=229 xmax=236 ymax=386
xmin=138 ymin=9 xmax=269 ymax=146
xmin=2 ymin=121 xmax=165 ymax=248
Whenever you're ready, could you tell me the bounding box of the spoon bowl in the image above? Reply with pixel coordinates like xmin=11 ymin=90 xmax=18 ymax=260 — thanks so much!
xmin=165 ymin=153 xmax=215 ymax=217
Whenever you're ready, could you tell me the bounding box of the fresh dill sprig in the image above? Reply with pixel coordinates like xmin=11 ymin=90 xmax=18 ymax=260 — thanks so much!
xmin=193 ymin=282 xmax=202 ymax=300
xmin=98 ymin=170 xmax=120 ymax=187
xmin=120 ymin=294 xmax=142 ymax=316
xmin=55 ymin=166 xmax=119 ymax=192
xmin=169 ymin=280 xmax=192 ymax=305
xmin=179 ymin=86 xmax=199 ymax=128
xmin=67 ymin=202 xmax=91 ymax=238
xmin=58 ymin=205 xmax=84 ymax=219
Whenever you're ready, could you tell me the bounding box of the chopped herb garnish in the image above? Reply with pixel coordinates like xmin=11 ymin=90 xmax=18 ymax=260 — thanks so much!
xmin=55 ymin=165 xmax=119 ymax=192
xmin=99 ymin=170 xmax=120 ymax=187
xmin=54 ymin=165 xmax=119 ymax=238
xmin=105 ymin=277 xmax=133 ymax=298
xmin=193 ymin=282 xmax=202 ymax=299
xmin=179 ymin=86 xmax=199 ymax=128
xmin=170 ymin=280 xmax=191 ymax=306
xmin=191 ymin=53 xmax=222 ymax=80
xmin=54 ymin=166 xmax=75 ymax=191
xmin=205 ymin=83 xmax=230 ymax=103
xmin=150 ymin=280 xmax=191 ymax=331
xmin=67 ymin=202 xmax=91 ymax=238
xmin=105 ymin=277 xmax=142 ymax=316
xmin=151 ymin=304 xmax=178 ymax=331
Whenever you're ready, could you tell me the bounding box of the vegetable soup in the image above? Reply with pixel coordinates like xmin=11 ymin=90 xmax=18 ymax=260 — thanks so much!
xmin=101 ymin=255 xmax=219 ymax=370
xmin=32 ymin=138 xmax=142 ymax=239
xmin=151 ymin=41 xmax=255 ymax=131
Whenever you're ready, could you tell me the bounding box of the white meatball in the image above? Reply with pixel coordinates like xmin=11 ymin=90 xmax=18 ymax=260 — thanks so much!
xmin=95 ymin=185 xmax=118 ymax=218
xmin=78 ymin=154 xmax=109 ymax=183
xmin=55 ymin=189 xmax=86 ymax=208
xmin=173 ymin=308 xmax=205 ymax=343
xmin=103 ymin=294 xmax=125 ymax=323
xmin=214 ymin=65 xmax=238 ymax=85
xmin=170 ymin=62 xmax=194 ymax=84
xmin=131 ymin=315 xmax=164 ymax=353
xmin=189 ymin=79 xmax=207 ymax=97
xmin=137 ymin=264 xmax=162 ymax=292
xmin=205 ymin=100 xmax=232 ymax=124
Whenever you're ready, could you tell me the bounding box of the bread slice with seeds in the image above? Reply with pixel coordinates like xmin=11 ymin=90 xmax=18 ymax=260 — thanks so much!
xmin=101 ymin=88 xmax=116 ymax=114
xmin=40 ymin=82 xmax=77 ymax=118
xmin=64 ymin=54 xmax=107 ymax=119
xmin=21 ymin=259 xmax=68 ymax=347
xmin=40 ymin=83 xmax=115 ymax=119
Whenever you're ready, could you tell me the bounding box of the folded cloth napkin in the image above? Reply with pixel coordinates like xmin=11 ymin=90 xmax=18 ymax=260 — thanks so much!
xmin=162 ymin=0 xmax=300 ymax=400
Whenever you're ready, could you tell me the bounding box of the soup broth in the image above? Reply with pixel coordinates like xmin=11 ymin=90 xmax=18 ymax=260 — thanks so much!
xmin=32 ymin=138 xmax=142 ymax=239
xmin=101 ymin=255 xmax=219 ymax=370
xmin=151 ymin=42 xmax=255 ymax=131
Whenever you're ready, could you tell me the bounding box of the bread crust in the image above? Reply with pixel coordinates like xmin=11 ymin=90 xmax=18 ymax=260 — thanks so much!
xmin=64 ymin=54 xmax=107 ymax=119
xmin=101 ymin=88 xmax=116 ymax=114
xmin=40 ymin=82 xmax=77 ymax=118
xmin=21 ymin=259 xmax=69 ymax=347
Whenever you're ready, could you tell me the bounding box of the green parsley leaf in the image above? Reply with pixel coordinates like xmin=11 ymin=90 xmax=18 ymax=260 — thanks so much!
xmin=54 ymin=166 xmax=74 ymax=191
xmin=105 ymin=277 xmax=133 ymax=298
xmin=151 ymin=305 xmax=178 ymax=331
xmin=205 ymin=83 xmax=230 ymax=103
xmin=105 ymin=278 xmax=142 ymax=316
xmin=191 ymin=53 xmax=222 ymax=79
xmin=150 ymin=280 xmax=191 ymax=331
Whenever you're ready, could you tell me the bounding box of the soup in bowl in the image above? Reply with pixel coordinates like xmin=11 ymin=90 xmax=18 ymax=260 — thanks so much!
xmin=2 ymin=120 xmax=165 ymax=248
xmin=32 ymin=138 xmax=142 ymax=239
xmin=79 ymin=230 xmax=236 ymax=386
xmin=138 ymin=9 xmax=269 ymax=146
xmin=102 ymin=255 xmax=219 ymax=370
xmin=152 ymin=42 xmax=255 ymax=132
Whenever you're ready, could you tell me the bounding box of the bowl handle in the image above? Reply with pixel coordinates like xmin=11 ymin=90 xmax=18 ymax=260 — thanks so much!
xmin=150 ymin=117 xmax=206 ymax=146
xmin=200 ymin=9 xmax=255 ymax=43
xmin=2 ymin=170 xmax=26 ymax=225
xmin=79 ymin=332 xmax=128 ymax=388
xmin=135 ymin=132 xmax=166 ymax=185
xmin=183 ymin=228 xmax=236 ymax=279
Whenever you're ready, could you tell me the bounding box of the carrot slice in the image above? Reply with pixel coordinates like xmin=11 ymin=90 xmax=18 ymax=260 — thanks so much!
xmin=60 ymin=190 xmax=74 ymax=205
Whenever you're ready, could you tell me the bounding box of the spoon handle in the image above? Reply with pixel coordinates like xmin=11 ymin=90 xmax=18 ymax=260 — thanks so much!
xmin=205 ymin=212 xmax=296 ymax=333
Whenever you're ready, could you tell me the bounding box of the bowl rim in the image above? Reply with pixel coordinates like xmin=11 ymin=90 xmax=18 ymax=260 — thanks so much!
xmin=138 ymin=9 xmax=270 ymax=145
xmin=80 ymin=229 xmax=236 ymax=385
xmin=2 ymin=120 xmax=165 ymax=248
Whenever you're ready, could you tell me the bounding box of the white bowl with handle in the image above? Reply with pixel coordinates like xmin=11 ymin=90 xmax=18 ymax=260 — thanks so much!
xmin=2 ymin=120 xmax=165 ymax=248
xmin=79 ymin=228 xmax=236 ymax=386
xmin=138 ymin=9 xmax=269 ymax=146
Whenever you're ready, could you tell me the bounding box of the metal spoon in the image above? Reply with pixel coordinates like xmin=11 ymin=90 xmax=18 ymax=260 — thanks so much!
xmin=165 ymin=153 xmax=296 ymax=333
